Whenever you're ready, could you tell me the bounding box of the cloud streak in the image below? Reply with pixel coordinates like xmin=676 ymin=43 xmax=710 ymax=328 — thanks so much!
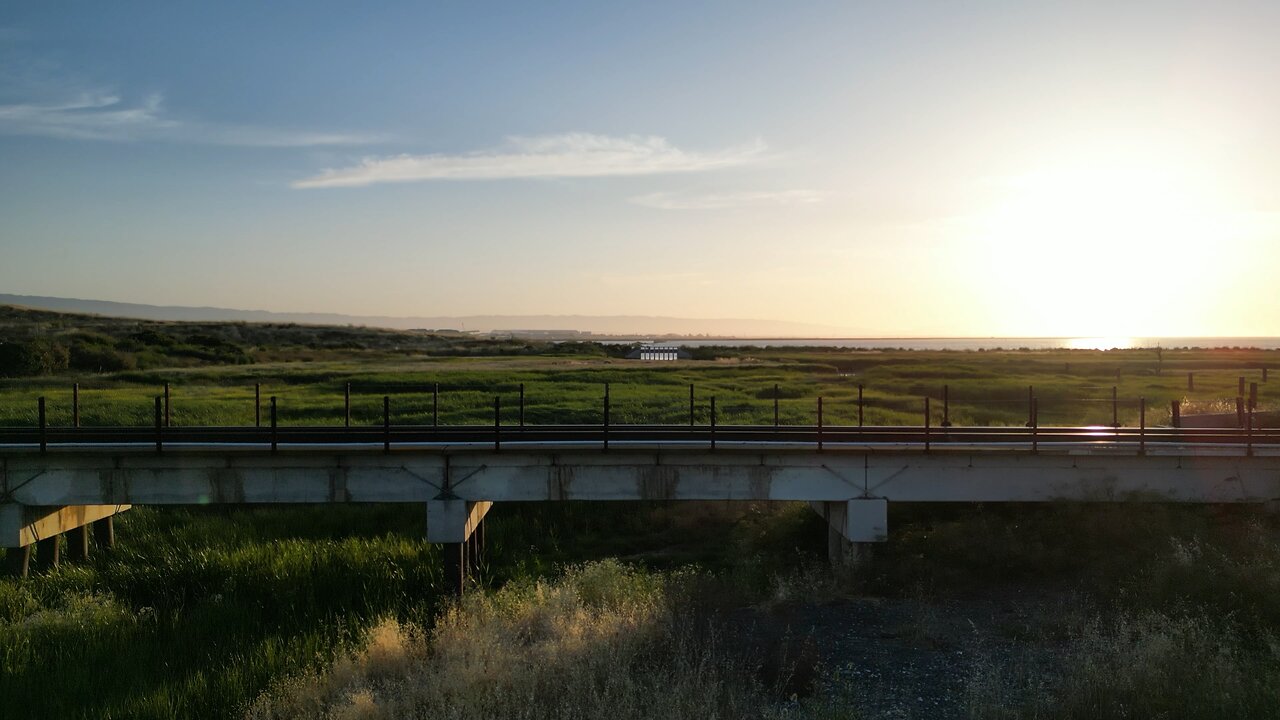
xmin=0 ymin=91 xmax=378 ymax=147
xmin=291 ymin=133 xmax=767 ymax=188
xmin=629 ymin=189 xmax=828 ymax=210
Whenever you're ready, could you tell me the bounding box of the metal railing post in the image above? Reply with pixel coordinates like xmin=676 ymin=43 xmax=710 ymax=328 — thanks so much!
xmin=603 ymin=383 xmax=610 ymax=452
xmin=1031 ymin=397 xmax=1038 ymax=454
xmin=1171 ymin=400 xmax=1181 ymax=429
xmin=255 ymin=383 xmax=261 ymax=428
xmin=817 ymin=396 xmax=824 ymax=452
xmin=1247 ymin=404 xmax=1255 ymax=457
xmin=942 ymin=385 xmax=951 ymax=427
xmin=1027 ymin=385 xmax=1034 ymax=427
xmin=270 ymin=396 xmax=278 ymax=452
xmin=383 ymin=395 xmax=391 ymax=453
xmin=154 ymin=396 xmax=163 ymax=453
xmin=774 ymin=384 xmax=779 ymax=429
xmin=344 ymin=382 xmax=351 ymax=429
xmin=494 ymin=396 xmax=501 ymax=452
xmin=38 ymin=396 xmax=46 ymax=452
xmin=858 ymin=384 xmax=864 ymax=428
xmin=519 ymin=383 xmax=525 ymax=429
xmin=1139 ymin=397 xmax=1146 ymax=455
xmin=710 ymin=396 xmax=716 ymax=451
xmin=433 ymin=382 xmax=440 ymax=429
xmin=924 ymin=397 xmax=931 ymax=453
xmin=1111 ymin=386 xmax=1119 ymax=430
xmin=164 ymin=382 xmax=171 ymax=428
xmin=72 ymin=382 xmax=79 ymax=429
xmin=689 ymin=383 xmax=695 ymax=428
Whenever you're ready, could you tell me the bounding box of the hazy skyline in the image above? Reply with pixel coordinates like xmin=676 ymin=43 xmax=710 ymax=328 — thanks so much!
xmin=3 ymin=2 xmax=1278 ymax=337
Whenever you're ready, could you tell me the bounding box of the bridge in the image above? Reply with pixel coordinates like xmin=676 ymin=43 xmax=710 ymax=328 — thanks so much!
xmin=3 ymin=392 xmax=1279 ymax=592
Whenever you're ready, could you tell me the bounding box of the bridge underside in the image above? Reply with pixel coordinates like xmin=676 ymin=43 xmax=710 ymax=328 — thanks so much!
xmin=4 ymin=447 xmax=1280 ymax=581
xmin=5 ymin=447 xmax=1278 ymax=506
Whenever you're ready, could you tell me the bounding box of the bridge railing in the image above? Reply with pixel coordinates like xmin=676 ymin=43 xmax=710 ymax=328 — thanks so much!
xmin=2 ymin=378 xmax=1277 ymax=455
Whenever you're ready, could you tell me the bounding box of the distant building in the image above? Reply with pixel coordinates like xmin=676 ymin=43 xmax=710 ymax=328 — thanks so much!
xmin=626 ymin=344 xmax=691 ymax=361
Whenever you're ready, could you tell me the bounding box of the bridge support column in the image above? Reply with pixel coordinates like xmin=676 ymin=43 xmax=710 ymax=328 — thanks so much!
xmin=427 ymin=500 xmax=492 ymax=596
xmin=4 ymin=545 xmax=31 ymax=578
xmin=93 ymin=517 xmax=116 ymax=550
xmin=69 ymin=525 xmax=92 ymax=562
xmin=35 ymin=534 xmax=61 ymax=572
xmin=811 ymin=499 xmax=888 ymax=571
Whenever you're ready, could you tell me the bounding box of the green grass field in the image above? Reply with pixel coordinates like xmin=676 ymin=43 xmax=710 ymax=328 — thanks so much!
xmin=1 ymin=347 xmax=1274 ymax=430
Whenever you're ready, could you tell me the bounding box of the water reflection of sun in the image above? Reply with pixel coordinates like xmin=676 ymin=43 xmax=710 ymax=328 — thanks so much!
xmin=1065 ymin=337 xmax=1136 ymax=350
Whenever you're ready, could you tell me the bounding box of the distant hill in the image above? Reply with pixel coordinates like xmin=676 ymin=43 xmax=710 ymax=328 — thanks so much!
xmin=0 ymin=294 xmax=856 ymax=338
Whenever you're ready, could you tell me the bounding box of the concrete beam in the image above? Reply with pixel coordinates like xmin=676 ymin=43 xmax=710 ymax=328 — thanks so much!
xmin=426 ymin=500 xmax=492 ymax=543
xmin=5 ymin=449 xmax=1280 ymax=506
xmin=0 ymin=504 xmax=131 ymax=548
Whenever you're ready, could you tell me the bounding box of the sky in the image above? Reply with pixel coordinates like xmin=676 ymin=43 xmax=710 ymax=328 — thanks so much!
xmin=2 ymin=1 xmax=1279 ymax=337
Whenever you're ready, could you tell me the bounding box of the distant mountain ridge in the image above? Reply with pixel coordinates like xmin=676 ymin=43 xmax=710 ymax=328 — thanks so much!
xmin=0 ymin=294 xmax=856 ymax=338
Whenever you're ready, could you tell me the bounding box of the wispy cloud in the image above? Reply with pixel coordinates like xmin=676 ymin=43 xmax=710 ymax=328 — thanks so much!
xmin=291 ymin=133 xmax=767 ymax=188
xmin=0 ymin=91 xmax=378 ymax=146
xmin=629 ymin=189 xmax=829 ymax=210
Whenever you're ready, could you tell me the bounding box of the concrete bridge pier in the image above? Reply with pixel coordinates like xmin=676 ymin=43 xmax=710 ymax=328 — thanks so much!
xmin=93 ymin=517 xmax=116 ymax=550
xmin=69 ymin=525 xmax=92 ymax=562
xmin=35 ymin=534 xmax=61 ymax=571
xmin=3 ymin=545 xmax=31 ymax=578
xmin=811 ymin=499 xmax=888 ymax=571
xmin=427 ymin=500 xmax=492 ymax=596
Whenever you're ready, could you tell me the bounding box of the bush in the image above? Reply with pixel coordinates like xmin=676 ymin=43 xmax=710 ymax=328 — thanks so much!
xmin=69 ymin=343 xmax=133 ymax=373
xmin=0 ymin=339 xmax=69 ymax=377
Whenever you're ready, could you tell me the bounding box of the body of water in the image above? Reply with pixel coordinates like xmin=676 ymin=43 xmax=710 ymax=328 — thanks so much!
xmin=602 ymin=337 xmax=1280 ymax=351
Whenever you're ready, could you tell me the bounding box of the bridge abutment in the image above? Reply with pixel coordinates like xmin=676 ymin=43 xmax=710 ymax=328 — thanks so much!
xmin=427 ymin=500 xmax=492 ymax=595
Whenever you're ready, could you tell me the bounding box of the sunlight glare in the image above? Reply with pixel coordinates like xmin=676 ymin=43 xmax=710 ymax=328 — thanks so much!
xmin=961 ymin=145 xmax=1247 ymax=337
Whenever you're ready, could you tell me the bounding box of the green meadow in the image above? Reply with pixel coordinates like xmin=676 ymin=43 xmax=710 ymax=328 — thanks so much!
xmin=1 ymin=347 xmax=1274 ymax=430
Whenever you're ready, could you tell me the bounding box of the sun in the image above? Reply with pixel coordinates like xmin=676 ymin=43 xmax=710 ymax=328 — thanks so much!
xmin=959 ymin=146 xmax=1245 ymax=337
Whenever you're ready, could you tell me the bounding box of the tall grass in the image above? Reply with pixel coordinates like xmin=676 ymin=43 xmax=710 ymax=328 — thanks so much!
xmin=951 ymin=509 xmax=1280 ymax=719
xmin=247 ymin=560 xmax=841 ymax=720
xmin=0 ymin=501 xmax=831 ymax=719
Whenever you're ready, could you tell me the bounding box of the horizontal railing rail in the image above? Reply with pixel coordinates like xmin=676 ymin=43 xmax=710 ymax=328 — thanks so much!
xmin=2 ymin=379 xmax=1273 ymax=455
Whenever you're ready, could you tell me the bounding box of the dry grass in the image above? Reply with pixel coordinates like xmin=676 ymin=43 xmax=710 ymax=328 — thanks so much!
xmin=246 ymin=560 xmax=819 ymax=720
xmin=968 ymin=612 xmax=1280 ymax=720
xmin=965 ymin=517 xmax=1280 ymax=720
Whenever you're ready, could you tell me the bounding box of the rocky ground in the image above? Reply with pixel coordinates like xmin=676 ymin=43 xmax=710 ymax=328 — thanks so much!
xmin=742 ymin=585 xmax=1082 ymax=719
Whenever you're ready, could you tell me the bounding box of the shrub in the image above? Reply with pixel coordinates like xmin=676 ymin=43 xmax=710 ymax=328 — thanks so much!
xmin=69 ymin=343 xmax=133 ymax=373
xmin=0 ymin=339 xmax=69 ymax=377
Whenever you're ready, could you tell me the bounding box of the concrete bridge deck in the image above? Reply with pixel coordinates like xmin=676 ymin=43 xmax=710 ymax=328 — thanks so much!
xmin=4 ymin=423 xmax=1279 ymax=589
